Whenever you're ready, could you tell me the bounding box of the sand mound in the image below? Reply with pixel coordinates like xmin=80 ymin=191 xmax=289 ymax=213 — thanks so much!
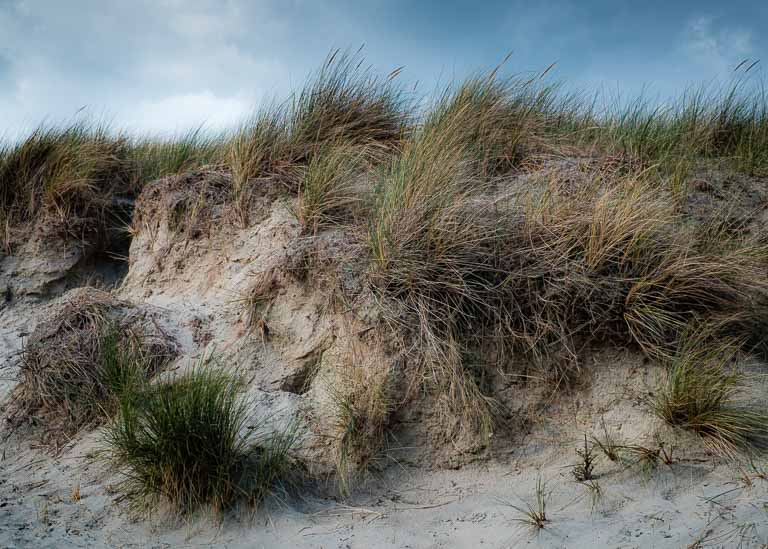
xmin=6 ymin=287 xmax=176 ymax=442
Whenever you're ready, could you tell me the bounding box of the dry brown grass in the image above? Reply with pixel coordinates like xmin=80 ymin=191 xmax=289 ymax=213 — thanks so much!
xmin=10 ymin=289 xmax=174 ymax=439
xmin=321 ymin=334 xmax=395 ymax=495
xmin=367 ymin=126 xmax=768 ymax=444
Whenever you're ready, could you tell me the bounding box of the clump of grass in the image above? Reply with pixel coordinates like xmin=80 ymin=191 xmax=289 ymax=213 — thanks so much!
xmin=105 ymin=362 xmax=296 ymax=514
xmin=228 ymin=106 xmax=295 ymax=225
xmin=227 ymin=50 xmax=407 ymax=226
xmin=591 ymin=76 xmax=768 ymax=176
xmin=423 ymin=64 xmax=560 ymax=176
xmin=367 ymin=110 xmax=502 ymax=437
xmin=572 ymin=434 xmax=597 ymax=482
xmin=0 ymin=120 xmax=226 ymax=251
xmin=295 ymin=143 xmax=362 ymax=234
xmin=290 ymin=49 xmax=407 ymax=154
xmin=12 ymin=290 xmax=170 ymax=436
xmin=506 ymin=475 xmax=549 ymax=531
xmin=0 ymin=120 xmax=131 ymax=246
xmin=368 ymin=117 xmax=768 ymax=444
xmin=648 ymin=327 xmax=768 ymax=455
xmin=129 ymin=127 xmax=225 ymax=186
xmin=622 ymin=444 xmax=663 ymax=473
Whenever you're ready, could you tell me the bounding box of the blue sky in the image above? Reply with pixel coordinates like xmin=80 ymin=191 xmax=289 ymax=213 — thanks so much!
xmin=0 ymin=0 xmax=765 ymax=135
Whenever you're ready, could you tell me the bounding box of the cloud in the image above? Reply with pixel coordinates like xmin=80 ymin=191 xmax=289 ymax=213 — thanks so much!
xmin=683 ymin=16 xmax=754 ymax=76
xmin=130 ymin=92 xmax=252 ymax=134
xmin=0 ymin=0 xmax=298 ymax=134
xmin=0 ymin=1 xmax=766 ymax=136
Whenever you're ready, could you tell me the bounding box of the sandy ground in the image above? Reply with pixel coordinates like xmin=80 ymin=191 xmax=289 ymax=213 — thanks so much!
xmin=2 ymin=421 xmax=768 ymax=549
xmin=3 ymin=353 xmax=767 ymax=548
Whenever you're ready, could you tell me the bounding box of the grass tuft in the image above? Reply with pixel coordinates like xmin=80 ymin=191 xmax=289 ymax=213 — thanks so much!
xmin=104 ymin=361 xmax=296 ymax=514
xmin=648 ymin=327 xmax=768 ymax=455
xmin=572 ymin=433 xmax=597 ymax=482
xmin=506 ymin=475 xmax=549 ymax=531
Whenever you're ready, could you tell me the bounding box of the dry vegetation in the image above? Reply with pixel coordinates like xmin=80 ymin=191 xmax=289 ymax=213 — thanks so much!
xmin=4 ymin=52 xmax=768 ymax=508
xmin=9 ymin=289 xmax=174 ymax=438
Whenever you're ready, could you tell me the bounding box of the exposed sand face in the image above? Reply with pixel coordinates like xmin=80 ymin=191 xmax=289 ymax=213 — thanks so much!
xmin=2 ymin=168 xmax=768 ymax=548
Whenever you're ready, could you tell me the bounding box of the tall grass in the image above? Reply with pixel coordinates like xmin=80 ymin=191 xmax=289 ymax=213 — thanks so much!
xmin=367 ymin=110 xmax=495 ymax=431
xmin=0 ymin=121 xmax=130 ymax=241
xmin=590 ymin=77 xmax=768 ymax=176
xmin=368 ymin=124 xmax=768 ymax=439
xmin=423 ymin=66 xmax=562 ymax=175
xmin=227 ymin=50 xmax=409 ymax=225
xmin=290 ymin=50 xmax=407 ymax=153
xmin=2 ymin=58 xmax=764 ymax=254
xmin=129 ymin=127 xmax=225 ymax=185
xmin=295 ymin=143 xmax=362 ymax=234
xmin=0 ymin=121 xmax=226 ymax=249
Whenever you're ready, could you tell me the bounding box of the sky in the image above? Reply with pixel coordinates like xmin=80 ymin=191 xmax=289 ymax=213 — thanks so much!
xmin=0 ymin=0 xmax=766 ymax=136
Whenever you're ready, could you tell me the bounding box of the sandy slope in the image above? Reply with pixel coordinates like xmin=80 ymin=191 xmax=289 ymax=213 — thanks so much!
xmin=2 ymin=168 xmax=768 ymax=548
xmin=3 ymin=354 xmax=767 ymax=548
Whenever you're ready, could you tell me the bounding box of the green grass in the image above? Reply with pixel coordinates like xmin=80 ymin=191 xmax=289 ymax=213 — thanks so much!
xmin=648 ymin=328 xmax=768 ymax=455
xmin=105 ymin=362 xmax=296 ymax=514
xmin=0 ymin=121 xmax=130 ymax=245
xmin=584 ymin=78 xmax=768 ymax=176
xmin=226 ymin=50 xmax=408 ymax=226
xmin=295 ymin=143 xmax=363 ymax=234
xmin=1 ymin=59 xmax=765 ymax=254
xmin=128 ymin=127 xmax=225 ymax=185
xmin=422 ymin=65 xmax=563 ymax=175
xmin=290 ymin=49 xmax=408 ymax=153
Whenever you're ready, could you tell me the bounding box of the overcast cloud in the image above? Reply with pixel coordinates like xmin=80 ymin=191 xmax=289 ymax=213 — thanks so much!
xmin=0 ymin=0 xmax=765 ymax=136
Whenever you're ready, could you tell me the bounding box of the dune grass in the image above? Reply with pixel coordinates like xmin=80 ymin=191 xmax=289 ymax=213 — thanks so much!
xmin=227 ymin=50 xmax=408 ymax=225
xmin=422 ymin=66 xmax=564 ymax=176
xmin=1 ymin=58 xmax=765 ymax=251
xmin=366 ymin=117 xmax=768 ymax=440
xmin=129 ymin=127 xmax=226 ymax=185
xmin=318 ymin=337 xmax=395 ymax=495
xmin=0 ymin=121 xmax=226 ymax=250
xmin=585 ymin=77 xmax=768 ymax=176
xmin=648 ymin=328 xmax=768 ymax=455
xmin=105 ymin=362 xmax=296 ymax=514
xmin=295 ymin=143 xmax=363 ymax=234
xmin=290 ymin=50 xmax=407 ymax=153
xmin=0 ymin=121 xmax=130 ymax=246
xmin=4 ymin=55 xmax=768 ymax=472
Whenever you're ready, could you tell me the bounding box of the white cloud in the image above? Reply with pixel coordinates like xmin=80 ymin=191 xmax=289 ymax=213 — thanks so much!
xmin=0 ymin=0 xmax=301 ymax=134
xmin=130 ymin=91 xmax=252 ymax=134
